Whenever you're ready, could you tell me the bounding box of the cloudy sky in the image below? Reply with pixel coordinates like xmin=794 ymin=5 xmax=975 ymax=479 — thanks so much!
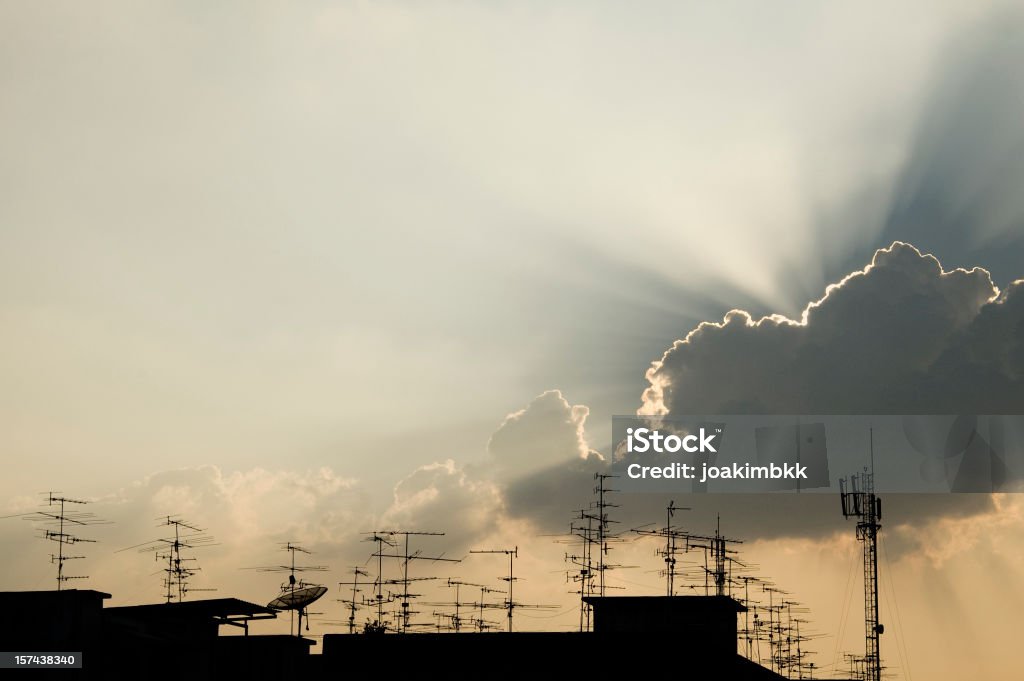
xmin=2 ymin=2 xmax=1024 ymax=679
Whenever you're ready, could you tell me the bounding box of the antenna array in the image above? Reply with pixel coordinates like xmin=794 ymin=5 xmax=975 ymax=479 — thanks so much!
xmin=248 ymin=542 xmax=327 ymax=636
xmin=337 ymin=566 xmax=369 ymax=634
xmin=119 ymin=515 xmax=216 ymax=603
xmin=366 ymin=530 xmax=460 ymax=633
xmin=23 ymin=493 xmax=109 ymax=590
xmin=840 ymin=428 xmax=884 ymax=681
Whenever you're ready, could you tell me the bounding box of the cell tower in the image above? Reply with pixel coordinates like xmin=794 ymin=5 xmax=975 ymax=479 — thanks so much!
xmin=23 ymin=493 xmax=108 ymax=590
xmin=840 ymin=429 xmax=883 ymax=681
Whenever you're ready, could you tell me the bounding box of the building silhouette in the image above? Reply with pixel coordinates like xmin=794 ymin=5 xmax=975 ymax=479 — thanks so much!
xmin=0 ymin=588 xmax=831 ymax=680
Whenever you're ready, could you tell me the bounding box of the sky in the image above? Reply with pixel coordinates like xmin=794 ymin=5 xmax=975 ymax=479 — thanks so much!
xmin=2 ymin=2 xmax=1024 ymax=679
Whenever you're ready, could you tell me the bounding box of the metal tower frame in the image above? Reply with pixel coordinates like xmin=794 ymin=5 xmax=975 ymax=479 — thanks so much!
xmin=840 ymin=429 xmax=883 ymax=681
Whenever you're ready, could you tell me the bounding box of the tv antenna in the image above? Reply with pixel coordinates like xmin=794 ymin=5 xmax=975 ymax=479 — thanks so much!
xmin=470 ymin=547 xmax=526 ymax=632
xmin=337 ymin=567 xmax=369 ymax=634
xmin=840 ymin=428 xmax=884 ymax=681
xmin=18 ymin=492 xmax=109 ymax=590
xmin=683 ymin=515 xmax=743 ymax=597
xmin=633 ymin=500 xmax=692 ymax=597
xmin=564 ymin=507 xmax=596 ymax=631
xmin=442 ymin=579 xmax=484 ymax=633
xmin=736 ymin=575 xmax=764 ymax=661
xmin=366 ymin=530 xmax=460 ymax=633
xmin=119 ymin=515 xmax=216 ymax=603
xmin=761 ymin=584 xmax=789 ymax=674
xmin=469 ymin=585 xmax=506 ymax=632
xmin=361 ymin=532 xmax=396 ymax=632
xmin=247 ymin=542 xmax=327 ymax=636
xmin=593 ymin=473 xmax=622 ymax=597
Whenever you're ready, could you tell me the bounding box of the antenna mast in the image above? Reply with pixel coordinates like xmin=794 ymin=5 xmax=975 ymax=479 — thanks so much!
xmin=247 ymin=542 xmax=327 ymax=636
xmin=442 ymin=579 xmax=484 ymax=633
xmin=338 ymin=567 xmax=369 ymax=634
xmin=683 ymin=515 xmax=743 ymax=597
xmin=470 ymin=547 xmax=518 ymax=632
xmin=155 ymin=516 xmax=216 ymax=603
xmin=593 ymin=473 xmax=621 ymax=597
xmin=28 ymin=493 xmax=107 ymax=590
xmin=565 ymin=507 xmax=596 ymax=631
xmin=362 ymin=532 xmax=395 ymax=631
xmin=840 ymin=428 xmax=883 ymax=681
xmin=368 ymin=530 xmax=460 ymax=633
xmin=633 ymin=500 xmax=692 ymax=597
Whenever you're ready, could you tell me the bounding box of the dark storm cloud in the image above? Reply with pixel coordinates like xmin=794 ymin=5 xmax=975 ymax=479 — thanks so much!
xmin=642 ymin=242 xmax=1022 ymax=415
xmin=592 ymin=243 xmax=1021 ymax=547
xmin=376 ymin=242 xmax=1024 ymax=547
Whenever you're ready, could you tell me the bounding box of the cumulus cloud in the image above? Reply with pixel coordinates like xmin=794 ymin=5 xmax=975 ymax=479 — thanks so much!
xmin=480 ymin=389 xmax=611 ymax=531
xmin=642 ymin=242 xmax=1023 ymax=415
xmin=366 ymin=390 xmax=603 ymax=548
xmin=102 ymin=465 xmax=364 ymax=546
xmin=617 ymin=242 xmax=1023 ymax=554
xmin=487 ymin=390 xmax=599 ymax=477
xmin=378 ymin=459 xmax=502 ymax=547
xmin=47 ymin=466 xmax=366 ymax=604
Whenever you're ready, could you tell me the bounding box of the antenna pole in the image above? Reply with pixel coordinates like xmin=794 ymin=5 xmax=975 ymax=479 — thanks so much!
xmin=593 ymin=473 xmax=621 ymax=597
xmin=338 ymin=567 xmax=369 ymax=634
xmin=377 ymin=537 xmax=384 ymax=626
xmin=56 ymin=496 xmax=64 ymax=590
xmin=245 ymin=542 xmax=325 ymax=637
xmin=470 ymin=547 xmax=518 ymax=632
xmin=403 ymin=533 xmax=410 ymax=633
xmin=30 ymin=493 xmax=103 ymax=590
xmin=667 ymin=501 xmax=674 ymax=596
xmin=364 ymin=530 xmax=458 ymax=632
xmin=153 ymin=517 xmax=213 ymax=604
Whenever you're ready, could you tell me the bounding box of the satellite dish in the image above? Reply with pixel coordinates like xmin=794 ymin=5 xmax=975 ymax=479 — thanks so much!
xmin=268 ymin=584 xmax=328 ymax=611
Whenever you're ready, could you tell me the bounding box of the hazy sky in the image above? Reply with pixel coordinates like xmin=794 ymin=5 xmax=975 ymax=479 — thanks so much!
xmin=3 ymin=3 xmax=1024 ymax=679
